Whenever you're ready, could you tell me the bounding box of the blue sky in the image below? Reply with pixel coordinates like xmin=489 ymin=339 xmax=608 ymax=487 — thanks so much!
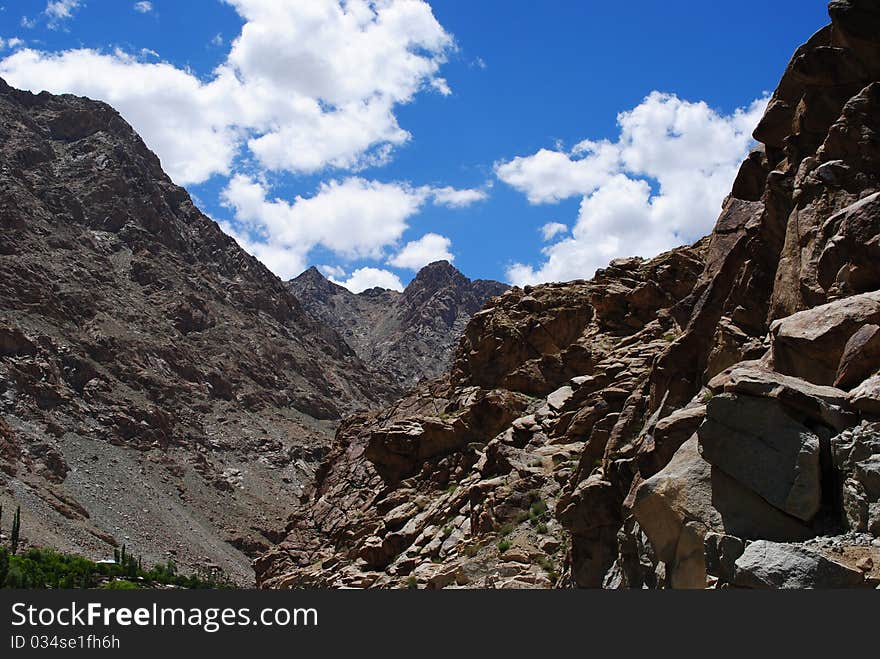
xmin=0 ymin=1 xmax=830 ymax=290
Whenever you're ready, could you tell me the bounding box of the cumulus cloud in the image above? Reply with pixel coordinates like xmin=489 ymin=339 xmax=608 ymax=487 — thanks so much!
xmin=540 ymin=222 xmax=568 ymax=241
xmin=388 ymin=233 xmax=454 ymax=270
xmin=220 ymin=175 xmax=484 ymax=278
xmin=0 ymin=0 xmax=453 ymax=184
xmin=133 ymin=1 xmax=153 ymax=14
xmin=496 ymin=141 xmax=620 ymax=204
xmin=429 ymin=185 xmax=488 ymax=208
xmin=499 ymin=91 xmax=768 ymax=285
xmin=332 ymin=267 xmax=403 ymax=293
xmin=221 ymin=175 xmax=431 ymax=279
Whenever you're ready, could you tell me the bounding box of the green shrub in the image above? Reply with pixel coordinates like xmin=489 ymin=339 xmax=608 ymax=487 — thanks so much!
xmin=497 ymin=539 xmax=511 ymax=553
xmin=529 ymin=499 xmax=548 ymax=520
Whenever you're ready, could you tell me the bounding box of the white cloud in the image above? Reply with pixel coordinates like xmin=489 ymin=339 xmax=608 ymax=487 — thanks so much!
xmin=44 ymin=0 xmax=82 ymax=28
xmin=133 ymin=2 xmax=153 ymax=13
xmin=0 ymin=0 xmax=453 ymax=184
xmin=220 ymin=176 xmax=481 ymax=279
xmin=0 ymin=37 xmax=23 ymax=50
xmin=430 ymin=77 xmax=451 ymax=96
xmin=500 ymin=92 xmax=768 ymax=285
xmin=429 ymin=185 xmax=488 ymax=208
xmin=541 ymin=222 xmax=568 ymax=241
xmin=388 ymin=233 xmax=453 ymax=270
xmin=319 ymin=264 xmax=346 ymax=280
xmin=495 ymin=140 xmax=620 ymax=204
xmin=211 ymin=33 xmax=224 ymax=47
xmin=221 ymin=175 xmax=429 ymax=278
xmin=332 ymin=267 xmax=403 ymax=293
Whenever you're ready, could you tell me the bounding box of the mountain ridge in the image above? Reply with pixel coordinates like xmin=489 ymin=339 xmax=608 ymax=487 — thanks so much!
xmin=288 ymin=261 xmax=508 ymax=390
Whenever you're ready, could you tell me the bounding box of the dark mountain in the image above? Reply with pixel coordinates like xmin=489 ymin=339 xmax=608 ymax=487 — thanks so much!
xmin=288 ymin=262 xmax=508 ymax=390
xmin=0 ymin=78 xmax=399 ymax=583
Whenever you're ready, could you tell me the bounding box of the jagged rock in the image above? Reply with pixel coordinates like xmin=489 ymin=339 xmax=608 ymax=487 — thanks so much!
xmin=637 ymin=405 xmax=706 ymax=478
xmin=770 ymin=291 xmax=880 ymax=386
xmin=733 ymin=540 xmax=866 ymax=589
xmin=849 ymin=375 xmax=880 ymax=416
xmin=707 ymin=361 xmax=854 ymax=430
xmin=704 ymin=532 xmax=745 ymax=584
xmin=835 ymin=324 xmax=880 ymax=390
xmin=698 ymin=394 xmax=822 ymax=521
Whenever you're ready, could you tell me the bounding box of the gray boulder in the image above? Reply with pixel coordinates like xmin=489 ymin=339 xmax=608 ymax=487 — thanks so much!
xmin=733 ymin=540 xmax=866 ymax=589
xmin=698 ymin=394 xmax=822 ymax=521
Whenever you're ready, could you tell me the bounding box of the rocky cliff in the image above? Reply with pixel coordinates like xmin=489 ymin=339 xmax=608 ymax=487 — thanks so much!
xmin=288 ymin=262 xmax=508 ymax=391
xmin=256 ymin=0 xmax=880 ymax=589
xmin=0 ymin=78 xmax=400 ymax=582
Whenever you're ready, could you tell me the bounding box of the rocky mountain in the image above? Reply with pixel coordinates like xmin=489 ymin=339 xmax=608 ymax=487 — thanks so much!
xmin=288 ymin=262 xmax=508 ymax=390
xmin=255 ymin=0 xmax=880 ymax=589
xmin=0 ymin=77 xmax=401 ymax=583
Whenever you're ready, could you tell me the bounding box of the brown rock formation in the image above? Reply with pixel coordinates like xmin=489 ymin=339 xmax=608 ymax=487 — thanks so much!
xmin=258 ymin=0 xmax=880 ymax=589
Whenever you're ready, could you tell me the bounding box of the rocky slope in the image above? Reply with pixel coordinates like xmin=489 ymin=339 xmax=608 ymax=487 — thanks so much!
xmin=0 ymin=78 xmax=400 ymax=583
xmin=288 ymin=263 xmax=508 ymax=391
xmin=256 ymin=0 xmax=880 ymax=589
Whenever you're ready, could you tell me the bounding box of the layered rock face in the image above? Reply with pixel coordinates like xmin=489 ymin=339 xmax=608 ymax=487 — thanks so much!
xmin=289 ymin=262 xmax=508 ymax=391
xmin=0 ymin=79 xmax=398 ymax=582
xmin=256 ymin=247 xmax=707 ymax=587
xmin=258 ymin=0 xmax=880 ymax=589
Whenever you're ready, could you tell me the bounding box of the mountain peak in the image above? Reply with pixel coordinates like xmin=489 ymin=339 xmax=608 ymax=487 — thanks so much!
xmin=290 ymin=266 xmax=345 ymax=298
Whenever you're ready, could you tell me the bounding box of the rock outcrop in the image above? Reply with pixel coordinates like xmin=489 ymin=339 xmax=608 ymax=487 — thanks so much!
xmin=257 ymin=0 xmax=880 ymax=589
xmin=288 ymin=262 xmax=507 ymax=391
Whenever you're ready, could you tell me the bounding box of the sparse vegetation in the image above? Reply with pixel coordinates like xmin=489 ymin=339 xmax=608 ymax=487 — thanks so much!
xmin=406 ymin=575 xmax=418 ymax=589
xmin=497 ymin=522 xmax=515 ymax=536
xmin=497 ymin=539 xmax=511 ymax=553
xmin=701 ymin=390 xmax=714 ymax=404
xmin=536 ymin=555 xmax=559 ymax=582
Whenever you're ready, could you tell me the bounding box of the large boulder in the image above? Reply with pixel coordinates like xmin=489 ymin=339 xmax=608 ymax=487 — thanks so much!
xmin=733 ymin=540 xmax=866 ymax=589
xmin=707 ymin=361 xmax=854 ymax=431
xmin=770 ymin=290 xmax=880 ymax=386
xmin=633 ymin=438 xmax=814 ymax=588
xmin=698 ymin=394 xmax=822 ymax=521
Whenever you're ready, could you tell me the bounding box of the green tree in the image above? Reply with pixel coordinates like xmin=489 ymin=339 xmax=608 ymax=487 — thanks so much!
xmin=10 ymin=507 xmax=20 ymax=555
xmin=0 ymin=548 xmax=9 ymax=586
